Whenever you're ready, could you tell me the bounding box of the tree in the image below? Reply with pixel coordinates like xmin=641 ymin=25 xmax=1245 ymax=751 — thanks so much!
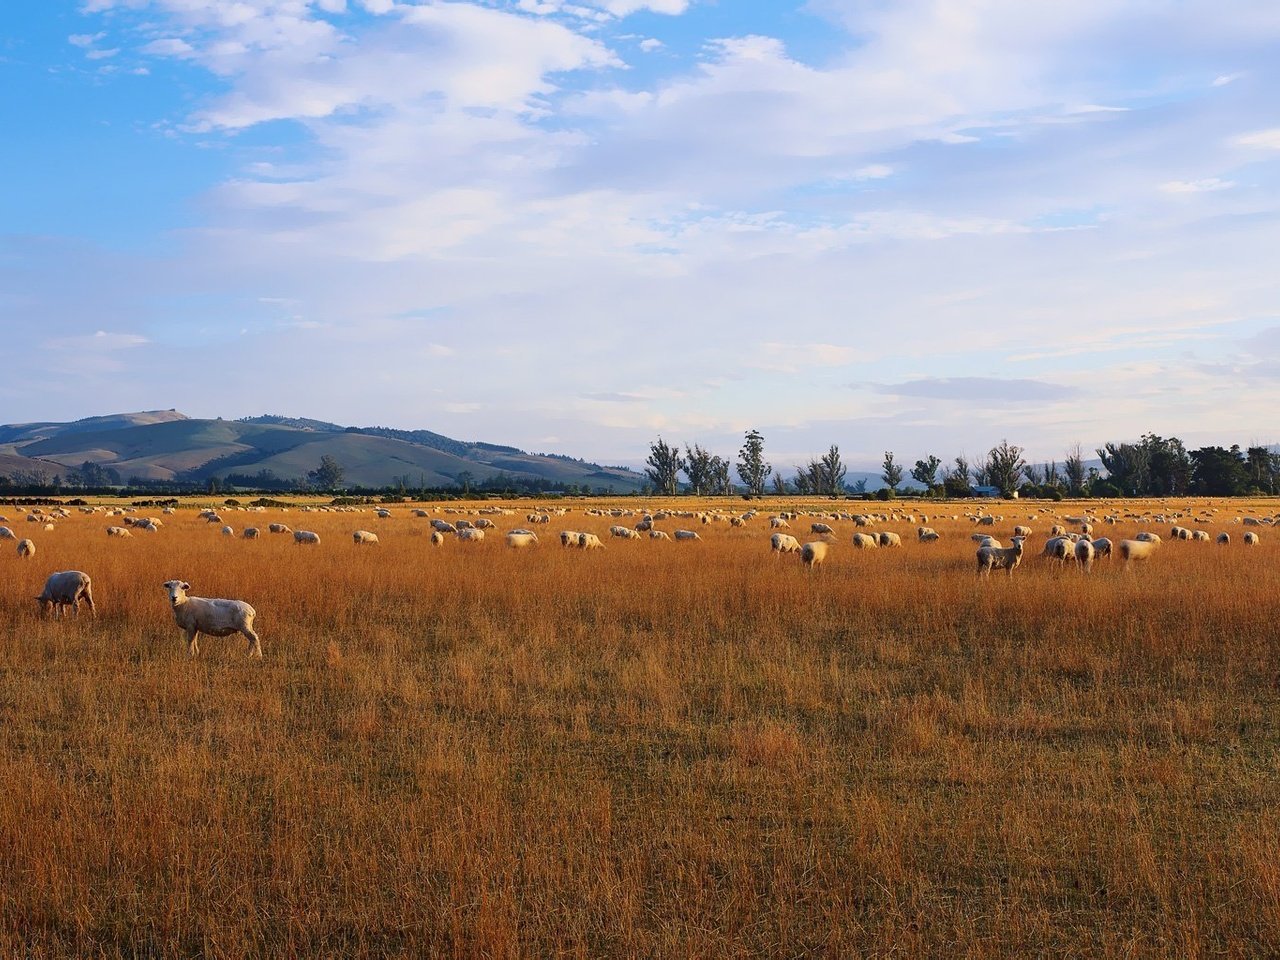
xmin=793 ymin=466 xmax=813 ymax=496
xmin=645 ymin=437 xmax=685 ymax=495
xmin=308 ymin=455 xmax=345 ymax=491
xmin=1096 ymin=442 xmax=1149 ymax=497
xmin=1246 ymin=445 xmax=1279 ymax=493
xmin=736 ymin=429 xmax=770 ymax=497
xmin=454 ymin=470 xmax=475 ymax=494
xmin=1064 ymin=444 xmax=1087 ymax=495
xmin=710 ymin=456 xmax=733 ymax=495
xmin=1023 ymin=463 xmax=1044 ymax=486
xmin=983 ymin=440 xmax=1026 ymax=497
xmin=802 ymin=445 xmax=848 ymax=497
xmin=683 ymin=444 xmax=715 ymax=496
xmin=1189 ymin=445 xmax=1248 ymax=495
xmin=771 ymin=471 xmax=788 ymax=496
xmin=1142 ymin=434 xmax=1191 ymax=496
xmin=910 ymin=455 xmax=942 ymax=492
xmin=942 ymin=456 xmax=972 ymax=498
xmin=881 ymin=451 xmax=904 ymax=492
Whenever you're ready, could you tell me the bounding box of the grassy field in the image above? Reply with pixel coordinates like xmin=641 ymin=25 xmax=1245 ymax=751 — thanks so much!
xmin=1 ymin=497 xmax=1278 ymax=957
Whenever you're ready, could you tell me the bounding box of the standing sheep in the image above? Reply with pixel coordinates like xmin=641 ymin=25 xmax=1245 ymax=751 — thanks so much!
xmin=1244 ymin=531 xmax=1260 ymax=545
xmin=430 ymin=531 xmax=446 ymax=546
xmin=800 ymin=541 xmax=828 ymax=569
xmin=243 ymin=528 xmax=260 ymax=540
xmin=162 ymin=580 xmax=261 ymax=658
xmin=458 ymin=528 xmax=486 ymax=542
xmin=352 ymin=530 xmax=380 ymax=545
xmin=268 ymin=523 xmax=291 ymax=534
xmin=506 ymin=531 xmax=539 ymax=549
xmin=878 ymin=531 xmax=902 ymax=547
xmin=16 ymin=539 xmax=35 ymax=558
xmin=771 ymin=533 xmax=802 ymax=554
xmin=851 ymin=533 xmax=878 ymax=549
xmin=977 ymin=537 xmax=1025 ymax=577
xmin=1075 ymin=538 xmax=1096 ymax=573
xmin=1217 ymin=532 xmax=1230 ymax=545
xmin=106 ymin=526 xmax=132 ymax=538
xmin=1120 ymin=539 xmax=1159 ymax=566
xmin=36 ymin=571 xmax=95 ymax=618
xmin=673 ymin=530 xmax=701 ymax=541
xmin=293 ymin=530 xmax=321 ymax=545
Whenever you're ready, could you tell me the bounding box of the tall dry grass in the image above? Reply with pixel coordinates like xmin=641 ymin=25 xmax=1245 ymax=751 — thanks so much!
xmin=0 ymin=498 xmax=1278 ymax=957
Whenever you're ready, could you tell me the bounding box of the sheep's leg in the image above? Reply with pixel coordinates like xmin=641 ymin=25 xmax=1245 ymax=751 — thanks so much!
xmin=83 ymin=591 xmax=95 ymax=616
xmin=243 ymin=627 xmax=263 ymax=658
xmin=187 ymin=629 xmax=200 ymax=658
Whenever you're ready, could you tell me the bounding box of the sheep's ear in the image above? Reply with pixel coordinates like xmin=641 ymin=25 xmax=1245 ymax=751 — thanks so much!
xmin=181 ymin=581 xmax=190 ymax=590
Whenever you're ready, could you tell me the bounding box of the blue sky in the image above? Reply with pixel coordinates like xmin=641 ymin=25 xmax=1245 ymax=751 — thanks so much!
xmin=3 ymin=0 xmax=1280 ymax=469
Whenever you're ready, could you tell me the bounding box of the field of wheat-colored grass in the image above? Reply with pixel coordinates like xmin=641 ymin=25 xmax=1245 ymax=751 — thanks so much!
xmin=1 ymin=496 xmax=1279 ymax=957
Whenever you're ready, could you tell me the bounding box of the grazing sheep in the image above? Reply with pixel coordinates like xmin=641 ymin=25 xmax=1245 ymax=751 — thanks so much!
xmin=474 ymin=518 xmax=496 ymax=529
xmin=917 ymin=527 xmax=939 ymax=542
xmin=1170 ymin=526 xmax=1192 ymax=541
xmin=1075 ymin=538 xmax=1096 ymax=572
xmin=673 ymin=530 xmax=701 ymax=542
xmin=458 ymin=528 xmax=486 ymax=542
xmin=162 ymin=580 xmax=261 ymax=658
xmin=455 ymin=519 xmax=473 ymax=529
xmin=771 ymin=533 xmax=802 ymax=554
xmin=578 ymin=532 xmax=604 ymax=549
xmin=0 ymin=526 xmax=14 ymax=540
xmin=36 ymin=570 xmax=95 ymax=618
xmin=1120 ymin=539 xmax=1159 ymax=566
xmin=352 ymin=530 xmax=380 ymax=545
xmin=977 ymin=537 xmax=1025 ymax=577
xmin=1013 ymin=525 xmax=1032 ymax=538
xmin=268 ymin=523 xmax=291 ymax=534
xmin=1192 ymin=530 xmax=1210 ymax=542
xmin=1091 ymin=537 xmax=1113 ymax=559
xmin=851 ymin=533 xmax=878 ymax=549
xmin=106 ymin=526 xmax=132 ymax=538
xmin=977 ymin=516 xmax=996 ymax=527
xmin=1217 ymin=532 xmax=1230 ymax=545
xmin=293 ymin=530 xmax=321 ymax=545
xmin=878 ymin=531 xmax=902 ymax=547
xmin=1049 ymin=525 xmax=1066 ymax=537
xmin=1042 ymin=536 xmax=1074 ymax=562
xmin=221 ymin=526 xmax=235 ymax=537
xmin=769 ymin=517 xmax=790 ymax=529
xmin=1244 ymin=531 xmax=1260 ymax=545
xmin=558 ymin=530 xmax=581 ymax=547
xmin=1135 ymin=532 xmax=1161 ymax=543
xmin=375 ymin=509 xmax=392 ymax=519
xmin=811 ymin=522 xmax=834 ymax=535
xmin=506 ymin=531 xmax=539 ymax=549
xmin=412 ymin=509 xmax=430 ymax=518
xmin=1080 ymin=523 xmax=1094 ymax=535
xmin=243 ymin=528 xmax=260 ymax=540
xmin=16 ymin=539 xmax=35 ymax=558
xmin=649 ymin=530 xmax=671 ymax=541
xmin=800 ymin=541 xmax=828 ymax=568
xmin=430 ymin=531 xmax=445 ymax=546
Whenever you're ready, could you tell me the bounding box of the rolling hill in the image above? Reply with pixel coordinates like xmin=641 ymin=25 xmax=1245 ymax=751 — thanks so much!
xmin=0 ymin=411 xmax=645 ymax=492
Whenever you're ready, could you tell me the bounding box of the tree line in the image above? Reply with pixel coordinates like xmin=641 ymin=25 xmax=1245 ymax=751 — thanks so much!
xmin=644 ymin=431 xmax=1280 ymax=498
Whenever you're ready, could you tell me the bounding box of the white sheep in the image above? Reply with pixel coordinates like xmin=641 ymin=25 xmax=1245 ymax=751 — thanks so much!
xmin=352 ymin=530 xmax=380 ymax=545
xmin=1135 ymin=532 xmax=1162 ymax=543
xmin=162 ymin=579 xmax=261 ymax=658
xmin=16 ymin=539 xmax=35 ymax=558
xmin=649 ymin=530 xmax=671 ymax=541
xmin=36 ymin=570 xmax=95 ymax=618
xmin=431 ymin=519 xmax=457 ymax=534
xmin=771 ymin=533 xmax=801 ymax=554
xmin=977 ymin=537 xmax=1025 ymax=577
xmin=577 ymin=532 xmax=604 ymax=549
xmin=458 ymin=528 xmax=486 ymax=542
xmin=559 ymin=530 xmax=581 ymax=547
xmin=0 ymin=526 xmax=14 ymax=540
xmin=1091 ymin=537 xmax=1113 ymax=559
xmin=801 ymin=541 xmax=828 ymax=568
xmin=475 ymin=518 xmax=496 ymax=529
xmin=430 ymin=531 xmax=445 ymax=546
xmin=293 ymin=530 xmax=320 ymax=545
xmin=1049 ymin=524 xmax=1066 ymax=537
xmin=851 ymin=532 xmax=878 ymax=549
xmin=243 ymin=528 xmax=260 ymax=540
xmin=1192 ymin=530 xmax=1210 ymax=542
xmin=1013 ymin=525 xmax=1032 ymax=538
xmin=811 ymin=522 xmax=834 ymax=535
xmin=673 ymin=530 xmax=701 ymax=541
xmin=506 ymin=531 xmax=539 ymax=549
xmin=1075 ymin=538 xmax=1096 ymax=572
xmin=268 ymin=523 xmax=290 ymax=534
xmin=1244 ymin=531 xmax=1260 ymax=545
xmin=221 ymin=525 xmax=235 ymax=537
xmin=878 ymin=532 xmax=902 ymax=547
xmin=1217 ymin=532 xmax=1230 ymax=545
xmin=917 ymin=527 xmax=939 ymax=542
xmin=769 ymin=517 xmax=790 ymax=529
xmin=1120 ymin=539 xmax=1159 ymax=565
xmin=1042 ymin=536 xmax=1074 ymax=562
xmin=106 ymin=526 xmax=132 ymax=538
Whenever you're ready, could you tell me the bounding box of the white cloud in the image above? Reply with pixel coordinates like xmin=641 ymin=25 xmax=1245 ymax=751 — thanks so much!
xmin=1234 ymin=127 xmax=1280 ymax=149
xmin=1159 ymin=177 xmax=1235 ymax=193
xmin=639 ymin=38 xmax=663 ymax=52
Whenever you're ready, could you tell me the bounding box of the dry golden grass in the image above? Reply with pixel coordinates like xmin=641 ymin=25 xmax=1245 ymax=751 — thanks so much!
xmin=1 ymin=496 xmax=1279 ymax=957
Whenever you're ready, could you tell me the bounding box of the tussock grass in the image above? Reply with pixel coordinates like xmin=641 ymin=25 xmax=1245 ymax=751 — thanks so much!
xmin=1 ymin=498 xmax=1278 ymax=956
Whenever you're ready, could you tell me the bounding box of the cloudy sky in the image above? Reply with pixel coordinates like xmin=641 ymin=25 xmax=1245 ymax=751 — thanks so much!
xmin=3 ymin=1 xmax=1279 ymax=469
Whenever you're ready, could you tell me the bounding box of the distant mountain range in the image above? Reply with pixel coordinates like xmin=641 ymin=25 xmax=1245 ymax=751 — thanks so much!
xmin=0 ymin=411 xmax=645 ymax=492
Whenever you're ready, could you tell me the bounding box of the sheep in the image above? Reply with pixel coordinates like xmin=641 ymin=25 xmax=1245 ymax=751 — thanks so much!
xmin=1041 ymin=536 xmax=1074 ymax=562
xmin=1192 ymin=530 xmax=1211 ymax=542
xmin=1120 ymin=539 xmax=1159 ymax=566
xmin=851 ymin=533 xmax=878 ymax=549
xmin=1013 ymin=525 xmax=1032 ymax=538
xmin=375 ymin=509 xmax=392 ymax=519
xmin=811 ymin=522 xmax=834 ymax=535
xmin=431 ymin=520 xmax=457 ymax=534
xmin=293 ymin=530 xmax=321 ymax=545
xmin=800 ymin=541 xmax=828 ymax=568
xmin=769 ymin=517 xmax=790 ymax=529
xmin=977 ymin=516 xmax=996 ymax=527
xmin=1170 ymin=526 xmax=1192 ymax=541
xmin=455 ymin=519 xmax=473 ymax=529
xmin=458 ymin=528 xmax=486 ymax=542
xmin=412 ymin=509 xmax=430 ymax=518
xmin=16 ymin=539 xmax=35 ymax=558
xmin=1080 ymin=522 xmax=1094 ymax=535
xmin=977 ymin=537 xmax=1025 ymax=577
xmin=36 ymin=570 xmax=95 ymax=618
xmin=1217 ymin=532 xmax=1230 ymax=545
xmin=1075 ymin=538 xmax=1096 ymax=572
xmin=474 ymin=518 xmax=496 ymax=529
xmin=771 ymin=533 xmax=802 ymax=554
xmin=243 ymin=527 xmax=260 ymax=540
xmin=267 ymin=523 xmax=291 ymax=534
xmin=352 ymin=530 xmax=380 ymax=545
xmin=162 ymin=580 xmax=260 ymax=658
xmin=578 ymin=533 xmax=604 ymax=549
xmin=673 ymin=530 xmax=701 ymax=542
xmin=1091 ymin=537 xmax=1113 ymax=559
xmin=430 ymin=531 xmax=445 ymax=546
xmin=221 ymin=525 xmax=235 ymax=537
xmin=0 ymin=526 xmax=14 ymax=540
xmin=1135 ymin=532 xmax=1161 ymax=543
xmin=106 ymin=526 xmax=132 ymax=538
xmin=1049 ymin=524 xmax=1066 ymax=537
xmin=506 ymin=531 xmax=539 ymax=549
xmin=917 ymin=527 xmax=939 ymax=542
xmin=878 ymin=532 xmax=902 ymax=547
xmin=649 ymin=530 xmax=671 ymax=541
xmin=1244 ymin=531 xmax=1260 ymax=545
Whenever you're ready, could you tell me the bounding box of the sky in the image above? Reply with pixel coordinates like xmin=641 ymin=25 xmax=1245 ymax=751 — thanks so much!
xmin=2 ymin=0 xmax=1279 ymax=471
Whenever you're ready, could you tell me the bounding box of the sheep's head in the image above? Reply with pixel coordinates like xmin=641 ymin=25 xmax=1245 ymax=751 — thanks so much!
xmin=163 ymin=580 xmax=191 ymax=606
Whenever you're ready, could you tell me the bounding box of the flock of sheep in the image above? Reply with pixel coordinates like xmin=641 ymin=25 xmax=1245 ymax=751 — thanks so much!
xmin=8 ymin=499 xmax=1274 ymax=657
